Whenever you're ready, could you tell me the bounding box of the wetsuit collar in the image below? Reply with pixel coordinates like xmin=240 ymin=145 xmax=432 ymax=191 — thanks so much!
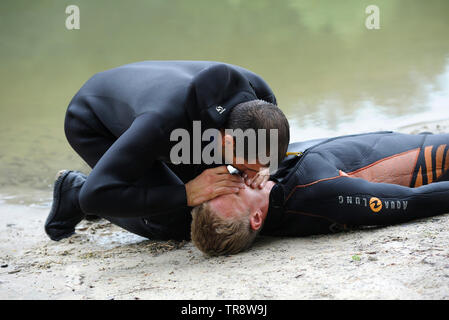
xmin=260 ymin=182 xmax=285 ymax=234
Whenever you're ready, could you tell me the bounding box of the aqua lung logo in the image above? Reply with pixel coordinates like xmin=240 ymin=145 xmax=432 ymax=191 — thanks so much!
xmin=369 ymin=197 xmax=382 ymax=213
xmin=338 ymin=195 xmax=408 ymax=213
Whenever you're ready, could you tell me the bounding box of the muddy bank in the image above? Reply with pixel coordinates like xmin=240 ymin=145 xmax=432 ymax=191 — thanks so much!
xmin=1 ymin=121 xmax=449 ymax=300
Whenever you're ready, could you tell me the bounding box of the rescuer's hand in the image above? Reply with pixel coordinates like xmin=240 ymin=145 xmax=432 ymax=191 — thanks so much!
xmin=185 ymin=166 xmax=245 ymax=207
xmin=245 ymin=167 xmax=270 ymax=189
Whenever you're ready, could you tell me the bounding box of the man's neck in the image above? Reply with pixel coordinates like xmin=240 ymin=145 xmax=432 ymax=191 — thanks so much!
xmin=261 ymin=181 xmax=276 ymax=219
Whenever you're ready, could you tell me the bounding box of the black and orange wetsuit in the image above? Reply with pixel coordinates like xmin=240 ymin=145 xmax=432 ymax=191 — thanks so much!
xmin=262 ymin=131 xmax=449 ymax=236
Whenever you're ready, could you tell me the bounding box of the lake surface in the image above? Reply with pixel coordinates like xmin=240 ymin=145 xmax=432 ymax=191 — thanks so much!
xmin=1 ymin=0 xmax=449 ymax=195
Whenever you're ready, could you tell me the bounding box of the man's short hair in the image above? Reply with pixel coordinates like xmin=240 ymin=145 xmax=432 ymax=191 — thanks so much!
xmin=191 ymin=202 xmax=260 ymax=256
xmin=225 ymin=100 xmax=290 ymax=165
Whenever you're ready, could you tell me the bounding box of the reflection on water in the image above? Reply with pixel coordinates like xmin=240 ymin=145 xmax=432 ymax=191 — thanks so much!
xmin=0 ymin=0 xmax=449 ymax=190
xmin=290 ymin=60 xmax=449 ymax=139
xmin=0 ymin=189 xmax=53 ymax=207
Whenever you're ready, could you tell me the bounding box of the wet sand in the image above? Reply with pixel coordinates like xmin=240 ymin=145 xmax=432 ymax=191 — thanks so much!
xmin=1 ymin=120 xmax=449 ymax=300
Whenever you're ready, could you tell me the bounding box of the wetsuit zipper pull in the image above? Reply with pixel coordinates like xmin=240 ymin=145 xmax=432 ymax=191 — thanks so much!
xmin=286 ymin=151 xmax=303 ymax=157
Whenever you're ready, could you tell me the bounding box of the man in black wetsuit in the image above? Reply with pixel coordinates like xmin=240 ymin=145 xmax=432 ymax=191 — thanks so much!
xmin=45 ymin=61 xmax=290 ymax=241
xmin=191 ymin=131 xmax=449 ymax=256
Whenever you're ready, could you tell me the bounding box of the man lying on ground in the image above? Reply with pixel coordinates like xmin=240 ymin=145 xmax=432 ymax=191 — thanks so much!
xmin=191 ymin=131 xmax=449 ymax=256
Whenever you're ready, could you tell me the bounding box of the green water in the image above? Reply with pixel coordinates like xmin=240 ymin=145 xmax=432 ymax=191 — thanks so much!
xmin=1 ymin=0 xmax=449 ymax=192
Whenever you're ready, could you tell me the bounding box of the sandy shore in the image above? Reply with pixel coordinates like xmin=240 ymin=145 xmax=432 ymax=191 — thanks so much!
xmin=1 ymin=120 xmax=449 ymax=300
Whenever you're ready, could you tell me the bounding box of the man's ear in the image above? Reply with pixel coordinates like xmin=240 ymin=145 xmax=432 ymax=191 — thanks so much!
xmin=223 ymin=133 xmax=234 ymax=148
xmin=249 ymin=209 xmax=263 ymax=231
xmin=222 ymin=133 xmax=234 ymax=163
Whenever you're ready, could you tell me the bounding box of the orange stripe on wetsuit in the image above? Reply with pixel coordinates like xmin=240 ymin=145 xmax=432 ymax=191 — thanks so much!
xmin=411 ymin=144 xmax=448 ymax=187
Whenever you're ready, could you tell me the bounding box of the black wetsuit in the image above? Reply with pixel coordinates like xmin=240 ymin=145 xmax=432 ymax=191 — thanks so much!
xmin=262 ymin=131 xmax=449 ymax=236
xmin=64 ymin=61 xmax=276 ymax=239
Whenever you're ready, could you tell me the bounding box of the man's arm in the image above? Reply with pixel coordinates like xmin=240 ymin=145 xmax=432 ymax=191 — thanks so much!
xmin=79 ymin=112 xmax=244 ymax=217
xmin=289 ymin=175 xmax=449 ymax=227
xmin=78 ymin=112 xmax=185 ymax=217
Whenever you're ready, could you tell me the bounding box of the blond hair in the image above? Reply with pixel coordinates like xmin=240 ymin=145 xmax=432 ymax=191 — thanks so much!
xmin=190 ymin=202 xmax=259 ymax=256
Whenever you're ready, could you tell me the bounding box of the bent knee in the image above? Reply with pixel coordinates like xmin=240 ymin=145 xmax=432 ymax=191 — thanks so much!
xmin=64 ymin=103 xmax=90 ymax=146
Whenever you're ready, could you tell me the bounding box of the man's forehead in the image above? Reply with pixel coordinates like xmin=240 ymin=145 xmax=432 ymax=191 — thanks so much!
xmin=209 ymin=194 xmax=237 ymax=218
